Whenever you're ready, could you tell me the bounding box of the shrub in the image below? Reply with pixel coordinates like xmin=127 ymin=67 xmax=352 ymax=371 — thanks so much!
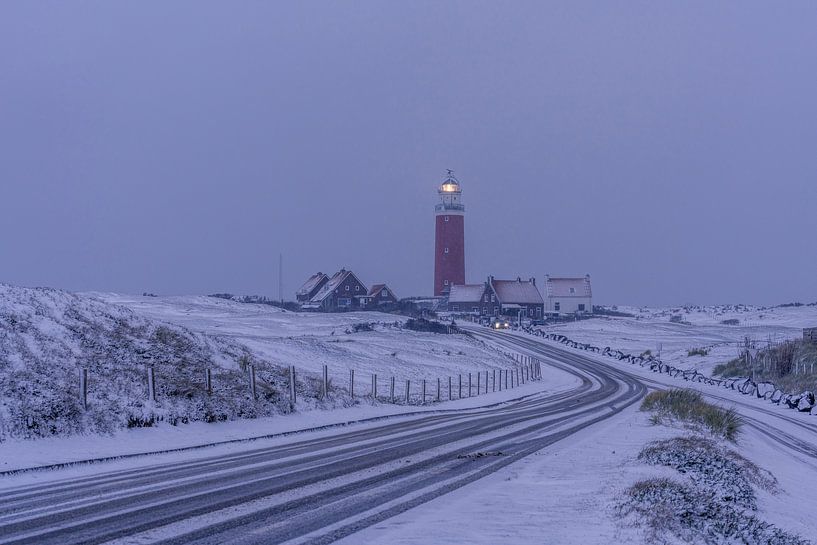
xmin=720 ymin=318 xmax=740 ymax=325
xmin=687 ymin=347 xmax=709 ymax=357
xmin=641 ymin=389 xmax=742 ymax=441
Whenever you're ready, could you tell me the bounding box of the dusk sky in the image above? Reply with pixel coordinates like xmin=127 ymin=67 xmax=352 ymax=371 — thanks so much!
xmin=2 ymin=2 xmax=816 ymax=306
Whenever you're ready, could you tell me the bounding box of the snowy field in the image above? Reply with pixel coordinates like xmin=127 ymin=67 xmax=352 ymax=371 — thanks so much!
xmin=544 ymin=305 xmax=817 ymax=376
xmin=95 ymin=293 xmax=518 ymax=382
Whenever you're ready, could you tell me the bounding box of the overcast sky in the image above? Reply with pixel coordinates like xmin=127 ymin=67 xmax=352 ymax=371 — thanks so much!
xmin=2 ymin=2 xmax=816 ymax=306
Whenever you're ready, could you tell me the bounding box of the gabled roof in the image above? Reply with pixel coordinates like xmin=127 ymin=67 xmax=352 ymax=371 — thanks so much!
xmin=297 ymin=272 xmax=328 ymax=296
xmin=448 ymin=284 xmax=487 ymax=303
xmin=368 ymin=283 xmax=396 ymax=299
xmin=309 ymin=269 xmax=368 ymax=303
xmin=545 ymin=275 xmax=592 ymax=298
xmin=491 ymin=279 xmax=543 ymax=305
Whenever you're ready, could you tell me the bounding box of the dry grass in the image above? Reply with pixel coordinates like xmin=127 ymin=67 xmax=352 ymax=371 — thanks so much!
xmin=641 ymin=389 xmax=742 ymax=441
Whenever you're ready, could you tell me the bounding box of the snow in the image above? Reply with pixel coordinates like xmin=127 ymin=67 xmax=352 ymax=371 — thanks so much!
xmin=543 ymin=304 xmax=817 ymax=375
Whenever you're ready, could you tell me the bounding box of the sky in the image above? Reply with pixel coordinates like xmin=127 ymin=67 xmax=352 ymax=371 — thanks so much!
xmin=1 ymin=2 xmax=816 ymax=307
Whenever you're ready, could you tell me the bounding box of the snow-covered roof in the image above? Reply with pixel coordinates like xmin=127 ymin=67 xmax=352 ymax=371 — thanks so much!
xmin=448 ymin=284 xmax=486 ymax=303
xmin=297 ymin=272 xmax=327 ymax=296
xmin=545 ymin=276 xmax=592 ymax=298
xmin=309 ymin=270 xmax=351 ymax=303
xmin=491 ymin=279 xmax=543 ymax=305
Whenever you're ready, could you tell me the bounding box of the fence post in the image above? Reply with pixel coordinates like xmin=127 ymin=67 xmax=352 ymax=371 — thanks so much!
xmin=505 ymin=369 xmax=509 ymax=389
xmin=492 ymin=369 xmax=496 ymax=392
xmin=405 ymin=379 xmax=410 ymax=404
xmin=468 ymin=373 xmax=472 ymax=397
xmin=289 ymin=365 xmax=296 ymax=406
xmin=436 ymin=377 xmax=441 ymax=402
xmin=148 ymin=366 xmax=156 ymax=402
xmin=350 ymin=369 xmax=355 ymax=398
xmin=484 ymin=371 xmax=488 ymax=394
xmin=458 ymin=374 xmax=462 ymax=398
xmin=448 ymin=376 xmax=452 ymax=400
xmin=422 ymin=379 xmax=426 ymax=404
xmin=205 ymin=368 xmax=212 ymax=395
xmin=477 ymin=372 xmax=481 ymax=395
xmin=79 ymin=368 xmax=88 ymax=409
xmin=372 ymin=374 xmax=377 ymax=399
xmin=390 ymin=376 xmax=395 ymax=403
xmin=248 ymin=365 xmax=256 ymax=400
xmin=517 ymin=368 xmax=520 ymax=386
xmin=322 ymin=365 xmax=328 ymax=399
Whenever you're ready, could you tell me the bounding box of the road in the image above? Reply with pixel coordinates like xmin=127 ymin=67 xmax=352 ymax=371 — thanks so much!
xmin=0 ymin=331 xmax=646 ymax=545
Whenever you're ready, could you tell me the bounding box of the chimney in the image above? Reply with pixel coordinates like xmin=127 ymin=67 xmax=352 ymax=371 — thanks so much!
xmin=530 ymin=277 xmax=536 ymax=286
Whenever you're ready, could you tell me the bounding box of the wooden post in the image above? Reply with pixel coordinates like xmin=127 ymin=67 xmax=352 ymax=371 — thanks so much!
xmin=372 ymin=374 xmax=377 ymax=399
xmin=458 ymin=374 xmax=462 ymax=398
xmin=350 ymin=369 xmax=355 ymax=398
xmin=468 ymin=373 xmax=472 ymax=397
xmin=436 ymin=377 xmax=441 ymax=402
xmin=289 ymin=365 xmax=296 ymax=406
xmin=484 ymin=371 xmax=488 ymax=394
xmin=390 ymin=376 xmax=395 ymax=403
xmin=505 ymin=369 xmax=509 ymax=389
xmin=405 ymin=379 xmax=410 ymax=404
xmin=248 ymin=365 xmax=256 ymax=400
xmin=205 ymin=368 xmax=212 ymax=395
xmin=322 ymin=365 xmax=328 ymax=399
xmin=448 ymin=376 xmax=452 ymax=400
xmin=492 ymin=369 xmax=496 ymax=392
xmin=476 ymin=372 xmax=481 ymax=395
xmin=422 ymin=379 xmax=426 ymax=404
xmin=79 ymin=368 xmax=88 ymax=409
xmin=148 ymin=367 xmax=156 ymax=402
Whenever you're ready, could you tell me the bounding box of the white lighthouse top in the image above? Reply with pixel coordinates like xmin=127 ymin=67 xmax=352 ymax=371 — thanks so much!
xmin=436 ymin=170 xmax=465 ymax=213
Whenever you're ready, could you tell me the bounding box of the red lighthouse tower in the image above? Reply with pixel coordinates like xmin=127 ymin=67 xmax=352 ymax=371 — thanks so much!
xmin=434 ymin=171 xmax=465 ymax=296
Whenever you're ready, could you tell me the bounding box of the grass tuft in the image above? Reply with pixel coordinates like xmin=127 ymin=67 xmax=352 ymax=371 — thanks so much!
xmin=641 ymin=389 xmax=742 ymax=441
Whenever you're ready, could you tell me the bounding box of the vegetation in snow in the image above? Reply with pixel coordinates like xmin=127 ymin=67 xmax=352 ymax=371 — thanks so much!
xmin=641 ymin=389 xmax=742 ymax=441
xmin=619 ymin=436 xmax=808 ymax=545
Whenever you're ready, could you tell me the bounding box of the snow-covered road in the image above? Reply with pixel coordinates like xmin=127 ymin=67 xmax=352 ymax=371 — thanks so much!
xmin=0 ymin=333 xmax=647 ymax=545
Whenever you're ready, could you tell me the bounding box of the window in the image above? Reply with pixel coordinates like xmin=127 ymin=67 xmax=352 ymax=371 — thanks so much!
xmin=569 ymin=287 xmax=576 ymax=294
xmin=555 ymin=302 xmax=560 ymax=311
xmin=383 ymin=289 xmax=389 ymax=297
xmin=537 ymin=307 xmax=542 ymax=317
xmin=483 ymin=306 xmax=487 ymax=314
xmin=491 ymin=295 xmax=495 ymax=303
xmin=578 ymin=304 xmax=586 ymax=312
xmin=345 ymin=285 xmax=350 ymax=291
xmin=484 ymin=295 xmax=488 ymax=302
xmin=444 ymin=279 xmax=449 ymax=285
xmin=355 ymin=285 xmax=359 ymax=292
xmin=452 ymin=305 xmax=459 ymax=311
xmin=473 ymin=306 xmax=479 ymax=313
xmin=444 ymin=216 xmax=449 ymax=222
xmin=444 ymin=247 xmax=449 ymax=254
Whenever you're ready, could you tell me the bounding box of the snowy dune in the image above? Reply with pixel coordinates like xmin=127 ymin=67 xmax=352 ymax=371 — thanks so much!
xmin=545 ymin=305 xmax=817 ymax=376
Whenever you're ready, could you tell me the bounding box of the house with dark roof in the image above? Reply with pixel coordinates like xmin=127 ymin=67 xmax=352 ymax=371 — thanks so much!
xmin=296 ymin=272 xmax=329 ymax=303
xmin=448 ymin=283 xmax=499 ymax=316
xmin=490 ymin=276 xmax=544 ymax=319
xmin=302 ymin=269 xmax=369 ymax=311
xmin=367 ymin=284 xmax=398 ymax=308
xmin=544 ymin=274 xmax=592 ymax=315
xmin=448 ymin=276 xmax=543 ymax=318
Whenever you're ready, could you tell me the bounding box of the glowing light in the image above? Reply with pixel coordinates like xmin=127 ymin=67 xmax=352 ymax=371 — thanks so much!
xmin=440 ymin=183 xmax=459 ymax=193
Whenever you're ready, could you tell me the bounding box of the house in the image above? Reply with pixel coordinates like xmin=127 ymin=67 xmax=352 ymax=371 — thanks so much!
xmin=448 ymin=276 xmax=543 ymax=318
xmin=544 ymin=274 xmax=592 ymax=315
xmin=448 ymin=283 xmax=499 ymax=316
xmin=490 ymin=276 xmax=544 ymax=319
xmin=367 ymin=284 xmax=398 ymax=308
xmin=303 ymin=269 xmax=369 ymax=311
xmin=296 ymin=272 xmax=329 ymax=303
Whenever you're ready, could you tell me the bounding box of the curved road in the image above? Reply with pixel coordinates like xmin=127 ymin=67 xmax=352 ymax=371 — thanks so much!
xmin=0 ymin=332 xmax=646 ymax=545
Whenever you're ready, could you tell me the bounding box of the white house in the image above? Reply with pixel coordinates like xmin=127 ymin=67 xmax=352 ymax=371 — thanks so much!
xmin=544 ymin=275 xmax=592 ymax=315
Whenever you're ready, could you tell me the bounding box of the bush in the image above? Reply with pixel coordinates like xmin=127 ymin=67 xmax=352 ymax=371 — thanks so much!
xmin=687 ymin=347 xmax=709 ymax=357
xmin=721 ymin=318 xmax=740 ymax=325
xmin=404 ymin=318 xmax=451 ymax=334
xmin=641 ymin=389 xmax=742 ymax=441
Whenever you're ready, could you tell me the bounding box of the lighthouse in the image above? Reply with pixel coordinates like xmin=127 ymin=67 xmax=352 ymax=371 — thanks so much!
xmin=434 ymin=171 xmax=466 ymax=296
